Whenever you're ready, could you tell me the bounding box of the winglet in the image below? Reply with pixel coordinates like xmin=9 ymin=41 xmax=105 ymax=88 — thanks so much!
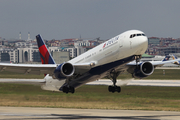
xmin=36 ymin=34 xmax=56 ymax=64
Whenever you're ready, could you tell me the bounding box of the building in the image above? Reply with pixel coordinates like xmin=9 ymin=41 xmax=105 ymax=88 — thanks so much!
xmin=65 ymin=47 xmax=77 ymax=58
xmin=0 ymin=50 xmax=10 ymax=62
xmin=74 ymin=40 xmax=90 ymax=47
xmin=157 ymin=46 xmax=180 ymax=56
xmin=52 ymin=51 xmax=70 ymax=64
xmin=17 ymin=48 xmax=40 ymax=63
xmin=75 ymin=46 xmax=86 ymax=56
xmin=148 ymin=37 xmax=160 ymax=45
xmin=9 ymin=50 xmax=18 ymax=63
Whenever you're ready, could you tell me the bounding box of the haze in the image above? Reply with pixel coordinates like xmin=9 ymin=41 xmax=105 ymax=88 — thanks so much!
xmin=0 ymin=0 xmax=180 ymax=40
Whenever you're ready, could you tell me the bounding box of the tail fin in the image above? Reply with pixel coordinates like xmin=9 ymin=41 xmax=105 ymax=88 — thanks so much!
xmin=172 ymin=54 xmax=178 ymax=60
xmin=36 ymin=34 xmax=56 ymax=64
xmin=172 ymin=54 xmax=180 ymax=65
xmin=162 ymin=55 xmax=170 ymax=61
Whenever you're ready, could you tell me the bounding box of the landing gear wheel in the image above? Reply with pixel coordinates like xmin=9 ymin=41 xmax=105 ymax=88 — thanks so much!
xmin=62 ymin=86 xmax=75 ymax=94
xmin=69 ymin=86 xmax=75 ymax=94
xmin=108 ymin=69 xmax=121 ymax=93
xmin=63 ymin=86 xmax=69 ymax=94
xmin=117 ymin=86 xmax=121 ymax=93
xmin=108 ymin=86 xmax=121 ymax=93
xmin=108 ymin=86 xmax=112 ymax=92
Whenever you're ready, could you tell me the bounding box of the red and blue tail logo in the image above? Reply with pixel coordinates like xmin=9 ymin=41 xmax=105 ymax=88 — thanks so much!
xmin=36 ymin=34 xmax=55 ymax=64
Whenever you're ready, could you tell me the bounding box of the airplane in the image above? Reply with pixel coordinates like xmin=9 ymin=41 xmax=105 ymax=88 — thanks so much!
xmin=0 ymin=30 xmax=179 ymax=94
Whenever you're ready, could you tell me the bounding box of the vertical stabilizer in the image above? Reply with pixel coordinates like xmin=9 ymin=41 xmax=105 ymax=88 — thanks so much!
xmin=172 ymin=54 xmax=180 ymax=65
xmin=36 ymin=34 xmax=56 ymax=64
xmin=162 ymin=55 xmax=170 ymax=61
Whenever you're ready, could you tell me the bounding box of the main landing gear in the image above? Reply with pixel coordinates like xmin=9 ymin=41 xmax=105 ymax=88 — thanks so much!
xmin=108 ymin=69 xmax=121 ymax=93
xmin=62 ymin=86 xmax=75 ymax=94
xmin=61 ymin=78 xmax=75 ymax=94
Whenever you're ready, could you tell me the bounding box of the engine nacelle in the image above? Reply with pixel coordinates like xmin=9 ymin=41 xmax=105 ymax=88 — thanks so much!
xmin=133 ymin=62 xmax=154 ymax=79
xmin=54 ymin=62 xmax=75 ymax=80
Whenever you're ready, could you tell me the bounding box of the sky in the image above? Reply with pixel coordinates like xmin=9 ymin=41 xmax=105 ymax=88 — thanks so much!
xmin=0 ymin=0 xmax=180 ymax=40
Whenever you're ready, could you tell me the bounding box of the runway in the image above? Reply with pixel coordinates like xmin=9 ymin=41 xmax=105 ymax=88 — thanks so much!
xmin=87 ymin=79 xmax=180 ymax=87
xmin=1 ymin=78 xmax=180 ymax=87
xmin=0 ymin=80 xmax=180 ymax=119
xmin=0 ymin=107 xmax=180 ymax=120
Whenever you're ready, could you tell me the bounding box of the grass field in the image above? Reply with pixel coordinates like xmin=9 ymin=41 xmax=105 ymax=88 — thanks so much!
xmin=0 ymin=83 xmax=180 ymax=111
xmin=1 ymin=69 xmax=180 ymax=111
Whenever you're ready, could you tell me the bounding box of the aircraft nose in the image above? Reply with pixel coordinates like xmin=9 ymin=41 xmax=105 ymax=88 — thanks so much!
xmin=134 ymin=36 xmax=148 ymax=55
xmin=140 ymin=36 xmax=148 ymax=48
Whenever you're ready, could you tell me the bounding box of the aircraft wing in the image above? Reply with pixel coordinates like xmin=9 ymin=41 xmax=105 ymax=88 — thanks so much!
xmin=0 ymin=78 xmax=45 ymax=84
xmin=127 ymin=59 xmax=180 ymax=67
xmin=0 ymin=62 xmax=96 ymax=76
xmin=0 ymin=63 xmax=57 ymax=75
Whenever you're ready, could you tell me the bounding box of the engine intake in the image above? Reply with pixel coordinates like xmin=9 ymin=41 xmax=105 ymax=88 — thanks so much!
xmin=54 ymin=62 xmax=75 ymax=80
xmin=133 ymin=62 xmax=154 ymax=79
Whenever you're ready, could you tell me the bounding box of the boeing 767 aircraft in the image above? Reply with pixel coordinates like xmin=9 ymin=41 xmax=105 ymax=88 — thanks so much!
xmin=0 ymin=30 xmax=179 ymax=93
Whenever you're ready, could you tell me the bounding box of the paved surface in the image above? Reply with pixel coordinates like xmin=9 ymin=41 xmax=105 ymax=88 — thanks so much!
xmin=87 ymin=79 xmax=180 ymax=87
xmin=0 ymin=79 xmax=180 ymax=120
xmin=1 ymin=78 xmax=180 ymax=87
xmin=0 ymin=107 xmax=180 ymax=120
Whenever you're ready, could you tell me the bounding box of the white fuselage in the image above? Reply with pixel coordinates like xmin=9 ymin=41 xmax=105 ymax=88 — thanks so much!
xmin=42 ymin=30 xmax=148 ymax=91
xmin=68 ymin=30 xmax=147 ymax=67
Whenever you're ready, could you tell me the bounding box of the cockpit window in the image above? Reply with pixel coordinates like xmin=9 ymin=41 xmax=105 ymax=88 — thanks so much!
xmin=142 ymin=34 xmax=145 ymax=36
xmin=130 ymin=33 xmax=146 ymax=38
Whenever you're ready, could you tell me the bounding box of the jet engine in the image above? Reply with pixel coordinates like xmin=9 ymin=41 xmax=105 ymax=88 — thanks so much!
xmin=54 ymin=62 xmax=75 ymax=80
xmin=132 ymin=62 xmax=154 ymax=79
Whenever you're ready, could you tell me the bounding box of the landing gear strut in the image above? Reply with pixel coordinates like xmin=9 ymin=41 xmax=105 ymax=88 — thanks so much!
xmin=135 ymin=55 xmax=141 ymax=64
xmin=108 ymin=69 xmax=121 ymax=93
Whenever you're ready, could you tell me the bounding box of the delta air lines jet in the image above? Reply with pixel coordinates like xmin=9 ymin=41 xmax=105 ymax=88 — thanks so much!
xmin=0 ymin=30 xmax=179 ymax=93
